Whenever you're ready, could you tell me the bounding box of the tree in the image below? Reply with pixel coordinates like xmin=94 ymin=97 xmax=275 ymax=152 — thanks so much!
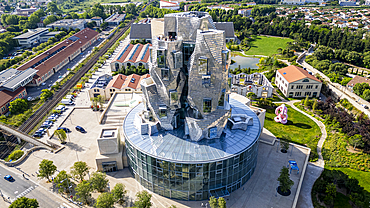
xmin=277 ymin=166 xmax=294 ymax=193
xmin=8 ymin=150 xmax=24 ymax=161
xmin=304 ymin=96 xmax=310 ymax=108
xmin=47 ymin=1 xmax=60 ymax=14
xmin=312 ymin=99 xmax=318 ymax=111
xmin=209 ymin=196 xmax=218 ymax=208
xmin=43 ymin=15 xmax=57 ymax=25
xmin=53 ymin=170 xmax=73 ymax=194
xmin=97 ymin=95 xmax=105 ymax=110
xmin=70 ymin=161 xmax=90 ymax=182
xmin=9 ymin=197 xmax=38 ymax=208
xmin=134 ymin=190 xmax=152 ymax=208
xmin=95 ymin=192 xmax=115 ymax=208
xmin=349 ymin=135 xmax=364 ymax=150
xmin=9 ymin=98 xmax=28 ymax=114
xmin=37 ymin=159 xmax=57 ymax=182
xmin=112 ymin=183 xmax=126 ymax=202
xmin=5 ymin=15 xmax=18 ymax=25
xmin=329 ymin=63 xmax=347 ymax=76
xmin=54 ymin=129 xmax=67 ymax=144
xmin=246 ymin=92 xmax=257 ymax=104
xmin=40 ymin=89 xmax=53 ymax=101
xmin=90 ymin=172 xmax=109 ymax=192
xmin=362 ymin=89 xmax=370 ymax=101
xmin=324 ymin=183 xmax=336 ymax=207
xmin=218 ymin=197 xmax=226 ymax=208
xmin=353 ymin=83 xmax=370 ymax=96
xmin=74 ymin=180 xmax=92 ymax=204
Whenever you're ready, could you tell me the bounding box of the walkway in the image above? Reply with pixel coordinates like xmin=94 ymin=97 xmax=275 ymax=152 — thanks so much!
xmin=285 ymin=100 xmax=327 ymax=208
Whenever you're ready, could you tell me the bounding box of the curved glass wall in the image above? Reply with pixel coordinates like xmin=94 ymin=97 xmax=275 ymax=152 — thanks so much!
xmin=126 ymin=140 xmax=259 ymax=201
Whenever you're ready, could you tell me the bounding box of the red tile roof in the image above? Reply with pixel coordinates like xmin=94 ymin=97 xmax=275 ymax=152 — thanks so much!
xmin=347 ymin=75 xmax=370 ymax=87
xmin=122 ymin=74 xmax=150 ymax=90
xmin=0 ymin=87 xmax=25 ymax=108
xmin=17 ymin=28 xmax=99 ymax=79
xmin=107 ymin=74 xmax=127 ymax=89
xmin=277 ymin=65 xmax=321 ymax=83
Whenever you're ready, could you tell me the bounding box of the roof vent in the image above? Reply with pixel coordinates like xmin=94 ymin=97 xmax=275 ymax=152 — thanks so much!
xmin=283 ymin=72 xmax=286 ymax=75
xmin=85 ymin=36 xmax=87 ymax=38
xmin=79 ymin=41 xmax=81 ymax=43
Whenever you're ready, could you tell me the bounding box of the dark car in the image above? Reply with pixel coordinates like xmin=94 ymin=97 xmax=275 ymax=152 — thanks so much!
xmin=57 ymin=127 xmax=71 ymax=133
xmin=75 ymin=126 xmax=86 ymax=133
xmin=4 ymin=175 xmax=14 ymax=181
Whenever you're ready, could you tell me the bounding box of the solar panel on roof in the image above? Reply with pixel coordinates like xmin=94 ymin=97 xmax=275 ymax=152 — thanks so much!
xmin=68 ymin=36 xmax=80 ymax=42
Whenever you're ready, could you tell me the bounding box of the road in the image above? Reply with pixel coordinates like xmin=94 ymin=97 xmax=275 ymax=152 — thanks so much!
xmin=0 ymin=165 xmax=72 ymax=207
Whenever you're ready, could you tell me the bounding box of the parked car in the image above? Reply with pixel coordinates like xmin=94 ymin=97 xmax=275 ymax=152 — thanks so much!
xmin=56 ymin=105 xmax=66 ymax=112
xmin=4 ymin=175 xmax=14 ymax=181
xmin=75 ymin=126 xmax=86 ymax=133
xmin=40 ymin=124 xmax=51 ymax=129
xmin=61 ymin=99 xmax=74 ymax=105
xmin=35 ymin=128 xmax=46 ymax=134
xmin=57 ymin=127 xmax=71 ymax=133
xmin=33 ymin=132 xmax=43 ymax=137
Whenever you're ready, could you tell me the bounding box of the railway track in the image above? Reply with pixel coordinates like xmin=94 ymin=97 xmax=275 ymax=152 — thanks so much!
xmin=18 ymin=21 xmax=134 ymax=135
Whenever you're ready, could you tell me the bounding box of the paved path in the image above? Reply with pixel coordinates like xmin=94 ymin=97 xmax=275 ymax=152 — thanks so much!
xmin=286 ymin=100 xmax=327 ymax=208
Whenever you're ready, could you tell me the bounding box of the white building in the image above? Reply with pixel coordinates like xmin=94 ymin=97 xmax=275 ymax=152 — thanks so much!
xmin=275 ymin=65 xmax=322 ymax=98
xmin=230 ymin=73 xmax=274 ymax=98
xmin=12 ymin=28 xmax=49 ymax=47
xmin=110 ymin=43 xmax=151 ymax=71
xmin=160 ymin=0 xmax=180 ymax=10
xmin=46 ymin=19 xmax=87 ymax=30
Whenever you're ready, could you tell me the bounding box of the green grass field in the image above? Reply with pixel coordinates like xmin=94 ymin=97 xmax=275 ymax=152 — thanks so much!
xmin=263 ymin=106 xmax=321 ymax=151
xmin=331 ymin=167 xmax=370 ymax=192
xmin=244 ymin=35 xmax=294 ymax=57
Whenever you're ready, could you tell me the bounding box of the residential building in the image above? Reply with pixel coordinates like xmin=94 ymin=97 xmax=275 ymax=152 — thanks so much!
xmin=13 ymin=28 xmax=49 ymax=47
xmin=129 ymin=19 xmax=152 ymax=42
xmin=275 ymin=65 xmax=322 ymax=98
xmin=91 ymin=16 xmax=103 ymax=27
xmin=13 ymin=7 xmax=38 ymax=16
xmin=105 ymin=13 xmax=126 ymax=26
xmin=95 ymin=128 xmax=124 ymax=172
xmin=110 ymin=43 xmax=151 ymax=71
xmin=89 ymin=74 xmax=150 ymax=100
xmin=339 ymin=0 xmax=358 ymax=6
xmin=0 ymin=68 xmax=37 ymax=115
xmin=346 ymin=75 xmax=370 ymax=92
xmin=125 ymin=11 xmax=261 ymax=201
xmin=16 ymin=28 xmax=99 ymax=86
xmin=46 ymin=19 xmax=87 ymax=30
xmin=159 ymin=0 xmax=180 ymax=10
xmin=105 ymin=74 xmax=150 ymax=99
xmin=207 ymin=5 xmax=234 ymax=11
xmin=88 ymin=74 xmax=112 ymax=99
xmin=238 ymin=8 xmax=253 ymax=17
xmin=230 ymin=72 xmax=274 ymax=98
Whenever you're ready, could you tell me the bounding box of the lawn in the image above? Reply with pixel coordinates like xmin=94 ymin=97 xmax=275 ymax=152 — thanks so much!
xmin=331 ymin=167 xmax=370 ymax=192
xmin=263 ymin=105 xmax=321 ymax=151
xmin=244 ymin=35 xmax=294 ymax=57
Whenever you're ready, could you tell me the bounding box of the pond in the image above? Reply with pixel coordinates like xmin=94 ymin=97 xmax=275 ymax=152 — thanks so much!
xmin=230 ymin=55 xmax=260 ymax=70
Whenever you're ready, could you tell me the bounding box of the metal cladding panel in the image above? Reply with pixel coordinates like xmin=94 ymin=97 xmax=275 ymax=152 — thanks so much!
xmin=123 ymin=98 xmax=261 ymax=163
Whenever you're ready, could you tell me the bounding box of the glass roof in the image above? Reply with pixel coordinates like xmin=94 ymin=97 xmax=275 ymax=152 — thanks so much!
xmin=123 ymin=98 xmax=261 ymax=163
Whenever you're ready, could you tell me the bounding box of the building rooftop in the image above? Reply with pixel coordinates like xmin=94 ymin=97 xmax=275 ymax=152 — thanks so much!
xmin=0 ymin=68 xmax=37 ymax=91
xmin=130 ymin=23 xmax=152 ymax=40
xmin=347 ymin=75 xmax=370 ymax=87
xmin=277 ymin=65 xmax=321 ymax=83
xmin=112 ymin=43 xmax=151 ymax=64
xmin=214 ymin=22 xmax=235 ymax=39
xmin=16 ymin=28 xmax=99 ymax=79
xmin=105 ymin=13 xmax=126 ymax=23
xmin=0 ymin=87 xmax=25 ymax=107
xmin=100 ymin=128 xmax=118 ymax=138
xmin=13 ymin=28 xmax=48 ymax=39
xmin=123 ymin=98 xmax=261 ymax=163
xmin=91 ymin=74 xmax=112 ymax=89
xmin=47 ymin=19 xmax=86 ymax=27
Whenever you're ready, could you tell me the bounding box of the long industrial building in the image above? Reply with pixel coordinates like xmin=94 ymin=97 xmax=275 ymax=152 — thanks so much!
xmin=16 ymin=28 xmax=99 ymax=86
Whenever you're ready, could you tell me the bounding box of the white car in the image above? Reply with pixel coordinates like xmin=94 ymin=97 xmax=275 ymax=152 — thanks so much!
xmin=41 ymin=83 xmax=46 ymax=86
xmin=27 ymin=97 xmax=32 ymax=101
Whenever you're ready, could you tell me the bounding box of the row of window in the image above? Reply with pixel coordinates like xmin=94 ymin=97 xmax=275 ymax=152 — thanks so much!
xmin=291 ymin=85 xmax=318 ymax=90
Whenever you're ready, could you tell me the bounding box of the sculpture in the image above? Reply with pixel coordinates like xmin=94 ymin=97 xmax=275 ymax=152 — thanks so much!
xmin=274 ymin=104 xmax=288 ymax=124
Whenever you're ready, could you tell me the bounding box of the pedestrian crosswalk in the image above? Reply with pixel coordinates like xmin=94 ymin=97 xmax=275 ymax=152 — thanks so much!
xmin=15 ymin=186 xmax=34 ymax=198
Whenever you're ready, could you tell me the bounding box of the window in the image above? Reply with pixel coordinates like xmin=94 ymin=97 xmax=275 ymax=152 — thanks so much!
xmin=233 ymin=164 xmax=239 ymax=169
xmin=94 ymin=89 xmax=99 ymax=92
xmin=198 ymin=57 xmax=208 ymax=75
xmin=216 ymin=170 xmax=222 ymax=174
xmin=196 ymin=173 xmax=203 ymax=177
xmin=159 ymin=106 xmax=167 ymax=118
xmin=247 ymin=155 xmax=251 ymax=160
xmin=203 ymin=98 xmax=212 ymax=113
xmin=125 ymin=89 xmax=131 ymax=91
xmin=295 ymin=92 xmax=302 ymax=96
xmin=202 ymin=75 xmax=211 ymax=86
xmin=291 ymin=85 xmax=294 ymax=89
xmin=161 ymin=69 xmax=169 ymax=80
xmin=183 ymin=43 xmax=195 ymax=66
xmin=222 ymin=50 xmax=229 ymax=72
xmin=297 ymin=85 xmax=303 ymax=89
xmin=157 ymin=167 xmax=163 ymax=172
xmin=305 ymin=92 xmax=311 ymax=96
xmin=169 ymin=90 xmax=178 ymax=105
xmin=306 ymin=85 xmax=313 ymax=89
xmin=173 ymin=51 xmax=182 ymax=68
xmin=157 ymin=49 xmax=166 ymax=68
xmin=315 ymin=85 xmax=318 ymax=89
xmin=313 ymin=92 xmax=318 ymax=97
xmin=218 ymin=90 xmax=225 ymax=107
xmin=216 ymin=161 xmax=222 ymax=166
xmin=303 ymin=79 xmax=309 ymax=82
xmin=175 ymin=172 xmax=182 ymax=177
xmin=175 ymin=163 xmax=182 ymax=167
xmin=196 ymin=164 xmax=203 ymax=167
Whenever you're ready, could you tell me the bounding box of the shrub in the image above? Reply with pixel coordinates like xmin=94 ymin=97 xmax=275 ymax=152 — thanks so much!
xmin=7 ymin=150 xmax=24 ymax=161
